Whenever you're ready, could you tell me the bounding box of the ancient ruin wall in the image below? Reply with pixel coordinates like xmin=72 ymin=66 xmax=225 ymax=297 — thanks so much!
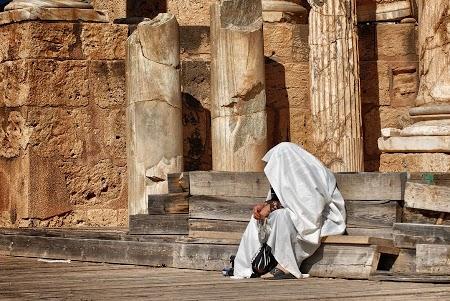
xmin=0 ymin=21 xmax=129 ymax=228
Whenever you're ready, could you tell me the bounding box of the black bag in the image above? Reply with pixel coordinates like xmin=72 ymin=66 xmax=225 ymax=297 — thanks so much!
xmin=251 ymin=243 xmax=278 ymax=277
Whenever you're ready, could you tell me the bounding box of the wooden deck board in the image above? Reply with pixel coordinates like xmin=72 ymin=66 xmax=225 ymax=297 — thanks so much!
xmin=1 ymin=256 xmax=449 ymax=300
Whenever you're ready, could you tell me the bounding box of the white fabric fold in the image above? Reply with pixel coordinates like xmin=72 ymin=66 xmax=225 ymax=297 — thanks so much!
xmin=233 ymin=142 xmax=346 ymax=279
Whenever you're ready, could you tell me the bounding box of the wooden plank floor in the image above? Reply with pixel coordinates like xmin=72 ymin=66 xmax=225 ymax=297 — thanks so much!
xmin=1 ymin=256 xmax=450 ymax=301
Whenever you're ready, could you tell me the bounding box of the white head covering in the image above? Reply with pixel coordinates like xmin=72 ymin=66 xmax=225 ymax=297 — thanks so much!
xmin=263 ymin=142 xmax=346 ymax=244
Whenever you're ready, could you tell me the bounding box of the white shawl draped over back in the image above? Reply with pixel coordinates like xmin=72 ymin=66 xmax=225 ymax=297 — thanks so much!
xmin=232 ymin=142 xmax=346 ymax=279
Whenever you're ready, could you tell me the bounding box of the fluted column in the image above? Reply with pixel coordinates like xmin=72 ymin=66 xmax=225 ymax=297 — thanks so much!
xmin=210 ymin=0 xmax=267 ymax=171
xmin=308 ymin=0 xmax=364 ymax=172
xmin=127 ymin=14 xmax=183 ymax=215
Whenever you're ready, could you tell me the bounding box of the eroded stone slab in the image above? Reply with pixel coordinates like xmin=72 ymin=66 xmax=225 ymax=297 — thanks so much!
xmin=378 ymin=136 xmax=450 ymax=153
xmin=0 ymin=7 xmax=108 ymax=25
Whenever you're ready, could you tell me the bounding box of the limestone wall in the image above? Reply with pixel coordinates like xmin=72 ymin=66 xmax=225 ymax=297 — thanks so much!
xmin=0 ymin=1 xmax=426 ymax=227
xmin=0 ymin=21 xmax=129 ymax=227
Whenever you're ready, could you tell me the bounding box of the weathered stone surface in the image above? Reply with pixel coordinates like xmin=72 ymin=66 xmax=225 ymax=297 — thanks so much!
xmin=0 ymin=22 xmax=127 ymax=62
xmin=378 ymin=136 xmax=450 ymax=153
xmin=91 ymin=0 xmax=126 ymax=20
xmin=127 ymin=14 xmax=183 ymax=214
xmin=181 ymin=60 xmax=210 ymax=110
xmin=5 ymin=0 xmax=92 ymax=10
xmin=380 ymin=106 xmax=412 ymax=129
xmin=415 ymin=0 xmax=450 ymax=107
xmin=380 ymin=153 xmax=450 ymax=172
xmin=0 ymin=7 xmax=108 ymax=25
xmin=210 ymin=0 xmax=267 ymax=172
xmin=357 ymin=0 xmax=412 ymax=22
xmin=81 ymin=23 xmax=127 ymax=60
xmin=180 ymin=26 xmax=210 ymax=59
xmin=167 ymin=0 xmax=213 ymax=26
xmin=89 ymin=60 xmax=125 ymax=108
xmin=0 ymin=60 xmax=89 ymax=107
xmin=309 ymin=0 xmax=364 ymax=172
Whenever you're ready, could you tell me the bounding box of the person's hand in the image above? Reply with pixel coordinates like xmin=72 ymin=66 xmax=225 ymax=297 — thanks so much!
xmin=253 ymin=203 xmax=265 ymax=220
xmin=259 ymin=204 xmax=271 ymax=220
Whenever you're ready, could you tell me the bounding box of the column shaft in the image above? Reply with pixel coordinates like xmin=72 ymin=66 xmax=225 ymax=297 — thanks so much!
xmin=210 ymin=0 xmax=268 ymax=172
xmin=309 ymin=0 xmax=364 ymax=172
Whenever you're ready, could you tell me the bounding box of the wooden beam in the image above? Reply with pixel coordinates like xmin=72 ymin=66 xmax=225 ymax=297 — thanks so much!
xmin=0 ymin=234 xmax=175 ymax=267
xmin=334 ymin=173 xmax=406 ymax=201
xmin=167 ymin=172 xmax=190 ymax=193
xmin=129 ymin=214 xmax=189 ymax=235
xmin=321 ymin=235 xmax=393 ymax=247
xmin=393 ymin=223 xmax=450 ymax=249
xmin=416 ymin=244 xmax=450 ymax=275
xmin=345 ymin=227 xmax=393 ymax=239
xmin=404 ymin=182 xmax=450 ymax=213
xmin=148 ymin=193 xmax=189 ymax=214
xmin=188 ymin=219 xmax=246 ymax=241
xmin=189 ymin=196 xmax=400 ymax=229
xmin=188 ymin=171 xmax=405 ymax=200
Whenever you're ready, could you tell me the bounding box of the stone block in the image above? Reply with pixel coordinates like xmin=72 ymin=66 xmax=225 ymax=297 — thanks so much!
xmin=91 ymin=0 xmax=127 ymax=20
xmin=378 ymin=136 xmax=450 ymax=153
xmin=26 ymin=107 xmax=88 ymax=159
xmin=0 ymin=22 xmax=78 ymax=62
xmin=265 ymin=60 xmax=309 ymax=109
xmin=289 ymin=107 xmax=312 ymax=149
xmin=380 ymin=106 xmax=412 ymax=129
xmin=181 ymin=60 xmax=211 ymax=110
xmin=167 ymin=0 xmax=213 ymax=26
xmin=0 ymin=59 xmax=90 ymax=107
xmin=0 ymin=21 xmax=127 ymax=62
xmin=85 ymin=106 xmax=127 ymax=164
xmin=360 ymin=61 xmax=418 ymax=106
xmin=291 ymin=24 xmax=309 ymax=63
xmin=81 ymin=23 xmax=127 ymax=60
xmin=89 ymin=60 xmax=126 ymax=109
xmin=358 ymin=23 xmax=417 ymax=62
xmin=61 ymin=159 xmax=127 ymax=209
xmin=263 ymin=23 xmax=294 ymax=61
xmin=180 ymin=26 xmax=210 ymax=58
xmin=0 ymin=7 xmax=109 ymax=26
xmin=380 ymin=153 xmax=450 ymax=172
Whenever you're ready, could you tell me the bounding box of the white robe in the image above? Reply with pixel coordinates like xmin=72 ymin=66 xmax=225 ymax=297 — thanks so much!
xmin=232 ymin=142 xmax=346 ymax=279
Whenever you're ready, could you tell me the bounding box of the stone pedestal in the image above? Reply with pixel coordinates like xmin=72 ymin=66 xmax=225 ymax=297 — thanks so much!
xmin=378 ymin=1 xmax=450 ymax=171
xmin=308 ymin=0 xmax=364 ymax=172
xmin=0 ymin=10 xmax=128 ymax=227
xmin=210 ymin=0 xmax=267 ymax=172
xmin=127 ymin=14 xmax=183 ymax=215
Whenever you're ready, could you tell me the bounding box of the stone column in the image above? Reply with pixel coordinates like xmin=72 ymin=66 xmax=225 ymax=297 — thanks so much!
xmin=127 ymin=13 xmax=183 ymax=215
xmin=378 ymin=1 xmax=450 ymax=159
xmin=414 ymin=1 xmax=450 ymax=110
xmin=210 ymin=0 xmax=267 ymax=172
xmin=308 ymin=0 xmax=364 ymax=172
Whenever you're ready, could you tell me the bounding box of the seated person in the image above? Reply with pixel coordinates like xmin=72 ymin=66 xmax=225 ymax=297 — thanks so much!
xmin=231 ymin=142 xmax=346 ymax=279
